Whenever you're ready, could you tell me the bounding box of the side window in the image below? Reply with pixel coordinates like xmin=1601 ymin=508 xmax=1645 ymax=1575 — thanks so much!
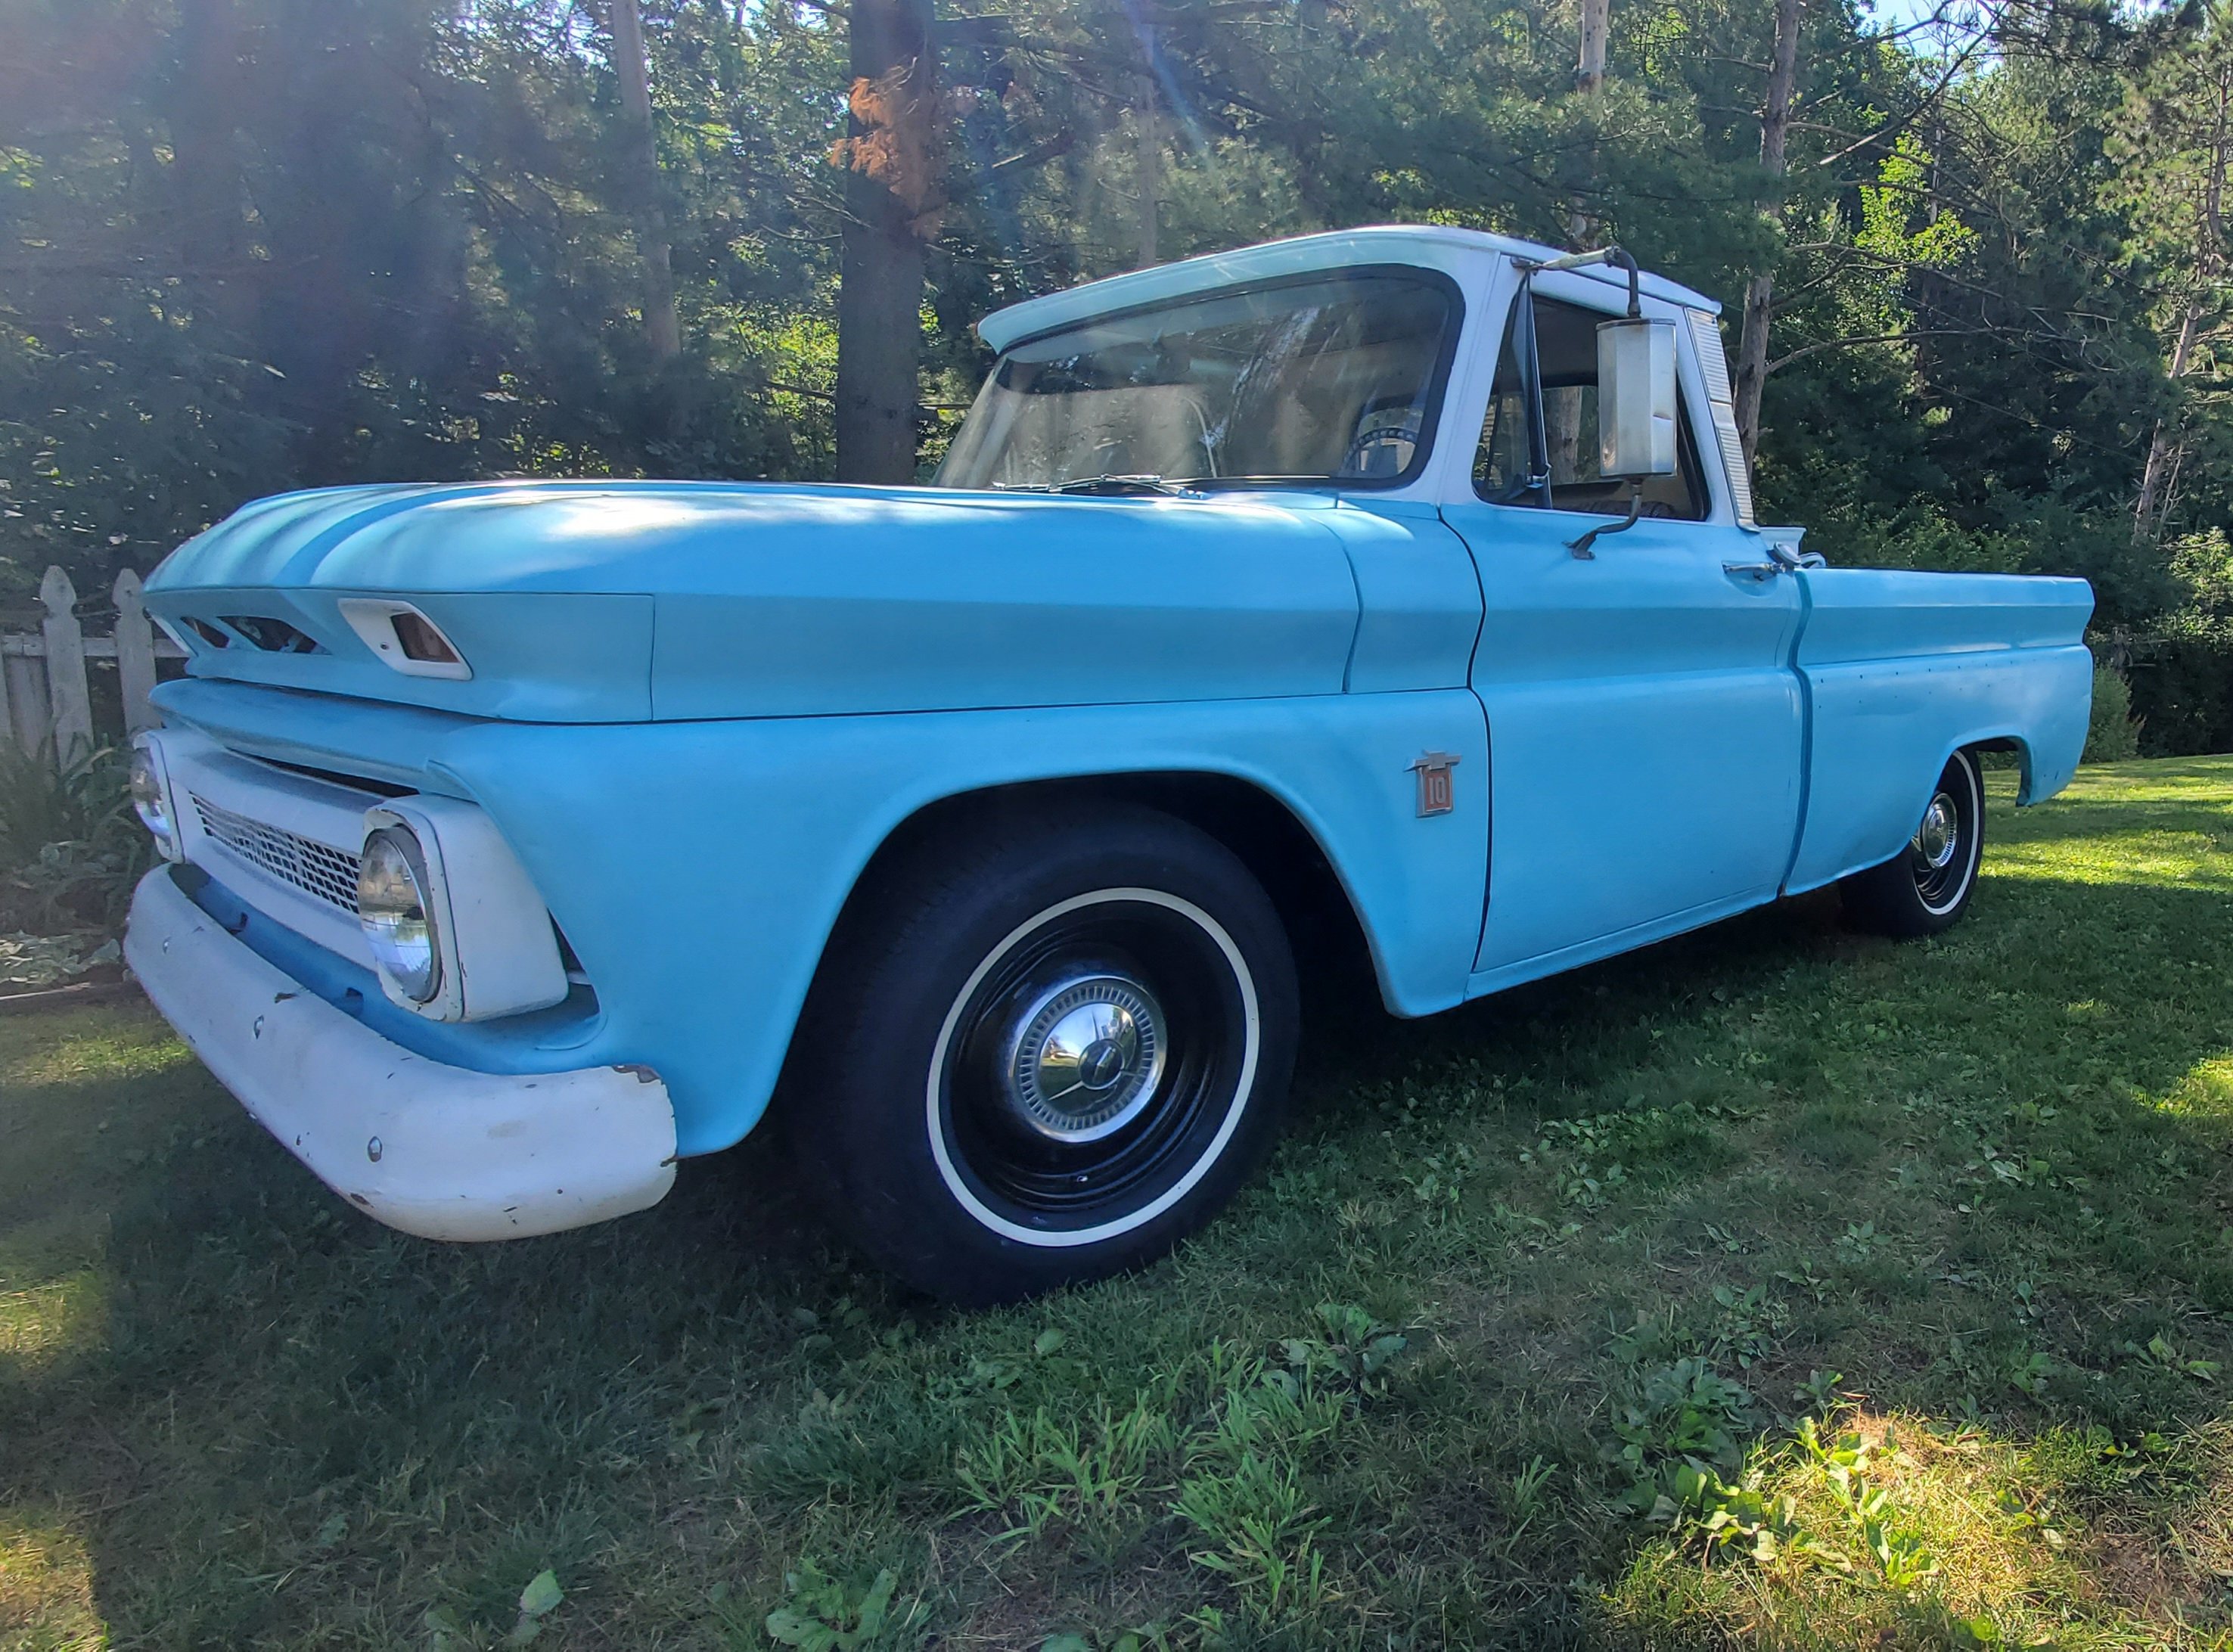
xmin=1473 ymin=292 xmax=1709 ymax=520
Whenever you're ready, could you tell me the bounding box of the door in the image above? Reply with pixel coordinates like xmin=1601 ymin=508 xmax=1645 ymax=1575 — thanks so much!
xmin=1440 ymin=279 xmax=1805 ymax=981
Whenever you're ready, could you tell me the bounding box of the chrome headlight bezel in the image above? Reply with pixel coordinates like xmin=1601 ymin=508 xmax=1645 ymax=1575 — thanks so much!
xmin=129 ymin=734 xmax=180 ymax=860
xmin=357 ymin=826 xmax=443 ymax=1005
xmin=360 ymin=797 xmax=568 ymax=1024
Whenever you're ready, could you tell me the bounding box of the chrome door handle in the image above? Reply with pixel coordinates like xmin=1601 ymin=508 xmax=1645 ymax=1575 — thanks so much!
xmin=1722 ymin=561 xmax=1784 ymax=582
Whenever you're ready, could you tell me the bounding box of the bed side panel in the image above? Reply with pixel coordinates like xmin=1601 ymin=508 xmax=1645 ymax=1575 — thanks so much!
xmin=1785 ymin=569 xmax=2092 ymax=895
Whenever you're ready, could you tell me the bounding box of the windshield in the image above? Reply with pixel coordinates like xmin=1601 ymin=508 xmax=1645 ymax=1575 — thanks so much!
xmin=936 ymin=271 xmax=1458 ymax=492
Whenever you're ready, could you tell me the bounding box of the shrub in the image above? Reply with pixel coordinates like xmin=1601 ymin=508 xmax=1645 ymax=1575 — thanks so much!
xmin=2082 ymin=667 xmax=2141 ymax=764
xmin=2131 ymin=610 xmax=2233 ymax=756
xmin=2128 ymin=531 xmax=2233 ymax=756
xmin=0 ymin=743 xmax=150 ymax=937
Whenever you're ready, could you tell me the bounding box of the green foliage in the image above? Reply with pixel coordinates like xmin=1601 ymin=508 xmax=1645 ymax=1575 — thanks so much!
xmin=954 ymin=1397 xmax=1177 ymax=1545
xmin=2128 ymin=530 xmax=2233 ymax=753
xmin=0 ymin=744 xmax=147 ymax=939
xmin=0 ymin=0 xmax=848 ymax=595
xmin=764 ymin=1564 xmax=909 ymax=1651
xmin=1799 ymin=1419 xmax=1940 ymax=1592
xmin=507 ymin=1570 xmax=564 ymax=1646
xmin=0 ymin=0 xmax=2230 ymax=766
xmin=1607 ymin=1356 xmax=1757 ymax=1515
xmin=2085 ymin=666 xmax=2143 ymax=763
xmin=1274 ymin=1302 xmax=1411 ymax=1401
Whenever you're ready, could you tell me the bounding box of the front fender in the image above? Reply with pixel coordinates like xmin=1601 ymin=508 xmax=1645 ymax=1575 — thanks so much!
xmin=433 ymin=691 xmax=1489 ymax=1155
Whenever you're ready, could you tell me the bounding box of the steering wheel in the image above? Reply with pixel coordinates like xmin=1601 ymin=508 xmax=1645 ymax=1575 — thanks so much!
xmin=1341 ymin=399 xmax=1426 ymax=479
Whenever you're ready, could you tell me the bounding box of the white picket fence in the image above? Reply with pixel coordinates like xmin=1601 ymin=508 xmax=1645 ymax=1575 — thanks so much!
xmin=1 ymin=567 xmax=183 ymax=766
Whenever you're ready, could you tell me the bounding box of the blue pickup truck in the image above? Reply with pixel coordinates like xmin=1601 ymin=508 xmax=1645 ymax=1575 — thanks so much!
xmin=122 ymin=226 xmax=2093 ymax=1302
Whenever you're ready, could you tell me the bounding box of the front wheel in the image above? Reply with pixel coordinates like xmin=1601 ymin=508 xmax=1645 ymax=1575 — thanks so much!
xmin=1840 ymin=749 xmax=1985 ymax=938
xmin=790 ymin=804 xmax=1298 ymax=1304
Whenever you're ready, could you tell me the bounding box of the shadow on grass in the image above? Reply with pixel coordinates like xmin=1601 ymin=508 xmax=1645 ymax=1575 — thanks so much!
xmin=3 ymin=846 xmax=2231 ymax=1644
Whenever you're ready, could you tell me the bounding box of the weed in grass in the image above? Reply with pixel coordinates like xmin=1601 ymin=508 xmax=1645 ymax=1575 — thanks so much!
xmin=1775 ymin=1253 xmax=1834 ymax=1303
xmin=1607 ymin=1357 xmax=1757 ymax=1515
xmin=2123 ymin=1334 xmax=2222 ymax=1383
xmin=1702 ymin=1281 xmax=1791 ymax=1368
xmin=423 ymin=1568 xmax=564 ymax=1650
xmin=1835 ymin=1220 xmax=1881 ymax=1264
xmin=1790 ymin=1368 xmax=1850 ymax=1416
xmin=1172 ymin=1450 xmax=1329 ymax=1623
xmin=1275 ymin=1302 xmax=1410 ymax=1401
xmin=1509 ymin=1453 xmax=1555 ymax=1527
xmin=1604 ymin=1410 xmax=2165 ymax=1647
xmin=756 ymin=1562 xmax=918 ymax=1650
xmin=1039 ymin=1630 xmax=1172 ymax=1652
xmin=2008 ymin=1347 xmax=2060 ymax=1398
xmin=955 ymin=1397 xmax=1177 ymax=1551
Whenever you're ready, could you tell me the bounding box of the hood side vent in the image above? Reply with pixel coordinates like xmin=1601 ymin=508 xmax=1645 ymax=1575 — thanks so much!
xmin=337 ymin=598 xmax=473 ymax=682
xmin=222 ymin=616 xmax=325 ymax=654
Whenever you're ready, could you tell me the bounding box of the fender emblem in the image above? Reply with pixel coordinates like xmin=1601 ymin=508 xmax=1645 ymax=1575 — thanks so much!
xmin=1410 ymin=751 xmax=1461 ymax=817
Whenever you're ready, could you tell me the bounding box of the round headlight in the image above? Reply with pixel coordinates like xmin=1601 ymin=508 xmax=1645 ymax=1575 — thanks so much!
xmin=357 ymin=828 xmax=442 ymax=1003
xmin=128 ymin=740 xmax=175 ymax=856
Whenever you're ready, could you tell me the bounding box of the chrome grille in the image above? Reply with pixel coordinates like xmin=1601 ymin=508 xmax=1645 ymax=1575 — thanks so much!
xmin=189 ymin=793 xmax=360 ymax=913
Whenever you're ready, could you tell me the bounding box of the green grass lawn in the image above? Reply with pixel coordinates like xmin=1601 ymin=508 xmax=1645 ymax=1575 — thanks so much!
xmin=8 ymin=758 xmax=2233 ymax=1650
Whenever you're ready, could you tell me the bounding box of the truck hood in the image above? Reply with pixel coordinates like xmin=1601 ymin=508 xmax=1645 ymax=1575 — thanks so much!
xmin=145 ymin=480 xmax=1364 ymax=722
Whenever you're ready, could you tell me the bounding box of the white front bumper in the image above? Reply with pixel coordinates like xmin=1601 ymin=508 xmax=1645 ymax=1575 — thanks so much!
xmin=123 ymin=868 xmax=677 ymax=1241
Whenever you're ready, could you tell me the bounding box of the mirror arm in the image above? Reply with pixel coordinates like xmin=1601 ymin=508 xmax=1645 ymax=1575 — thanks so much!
xmin=1518 ymin=244 xmax=1644 ymax=318
xmin=1567 ymin=483 xmax=1644 ymax=559
xmin=1517 ymin=244 xmax=1663 ymax=537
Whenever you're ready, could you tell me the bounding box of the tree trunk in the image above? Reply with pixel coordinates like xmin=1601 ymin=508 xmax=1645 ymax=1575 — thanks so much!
xmin=164 ymin=0 xmax=253 ymax=335
xmin=834 ymin=0 xmax=939 ymax=483
xmin=2135 ymin=60 xmax=2230 ymax=538
xmin=1567 ymin=0 xmax=1607 ymax=244
xmin=1575 ymin=0 xmax=1607 ymax=98
xmin=2135 ymin=306 xmax=2201 ymax=536
xmin=1733 ymin=0 xmax=1803 ymax=469
xmin=1135 ymin=70 xmax=1160 ymax=268
xmin=608 ymin=0 xmax=680 ymax=362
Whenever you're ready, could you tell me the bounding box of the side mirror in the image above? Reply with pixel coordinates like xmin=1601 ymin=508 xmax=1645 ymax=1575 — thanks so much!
xmin=1596 ymin=316 xmax=1677 ymax=478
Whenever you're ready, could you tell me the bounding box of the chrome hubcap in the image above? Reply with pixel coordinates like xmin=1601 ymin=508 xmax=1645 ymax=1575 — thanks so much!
xmin=998 ymin=974 xmax=1166 ymax=1143
xmin=1912 ymin=793 xmax=1959 ymax=871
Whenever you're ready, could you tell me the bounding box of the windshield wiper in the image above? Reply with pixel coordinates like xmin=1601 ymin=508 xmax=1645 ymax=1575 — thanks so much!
xmin=988 ymin=473 xmax=1334 ymax=496
xmin=992 ymin=474 xmax=1191 ymax=496
xmin=1168 ymin=474 xmax=1337 ymax=489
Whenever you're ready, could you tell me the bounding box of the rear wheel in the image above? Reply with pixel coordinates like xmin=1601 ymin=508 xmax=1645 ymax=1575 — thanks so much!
xmin=1840 ymin=749 xmax=1985 ymax=938
xmin=792 ymin=804 xmax=1297 ymax=1304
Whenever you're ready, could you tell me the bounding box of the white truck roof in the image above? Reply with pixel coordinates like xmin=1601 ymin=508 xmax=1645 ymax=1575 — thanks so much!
xmin=977 ymin=225 xmax=1721 ymax=352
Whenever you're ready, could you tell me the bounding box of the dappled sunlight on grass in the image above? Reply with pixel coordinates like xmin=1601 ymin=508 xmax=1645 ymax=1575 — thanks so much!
xmin=1989 ymin=828 xmax=2233 ymax=889
xmin=2161 ymin=1054 xmax=2233 ymax=1119
xmin=0 ymin=1017 xmax=195 ymax=1094
xmin=2055 ymin=756 xmax=2233 ymax=801
xmin=1986 ymin=759 xmax=2233 ymax=890
xmin=2 ymin=1007 xmax=219 ymax=1650
xmin=1604 ymin=1406 xmax=2233 ymax=1649
xmin=0 ymin=1504 xmax=103 ymax=1650
xmin=0 ymin=1270 xmax=107 ymax=1370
